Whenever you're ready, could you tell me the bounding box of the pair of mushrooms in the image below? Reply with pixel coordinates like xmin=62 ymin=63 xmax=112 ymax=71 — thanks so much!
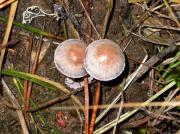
xmin=54 ymin=39 xmax=125 ymax=82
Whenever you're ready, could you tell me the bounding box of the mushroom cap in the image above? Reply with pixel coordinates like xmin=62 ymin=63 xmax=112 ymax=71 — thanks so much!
xmin=84 ymin=39 xmax=125 ymax=81
xmin=54 ymin=39 xmax=87 ymax=78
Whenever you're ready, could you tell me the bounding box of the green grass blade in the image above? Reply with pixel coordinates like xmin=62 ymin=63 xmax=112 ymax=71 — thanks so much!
xmin=3 ymin=70 xmax=61 ymax=91
xmin=2 ymin=69 xmax=84 ymax=110
xmin=0 ymin=16 xmax=65 ymax=41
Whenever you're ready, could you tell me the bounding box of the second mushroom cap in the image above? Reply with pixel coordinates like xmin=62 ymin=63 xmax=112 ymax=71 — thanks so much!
xmin=84 ymin=39 xmax=125 ymax=81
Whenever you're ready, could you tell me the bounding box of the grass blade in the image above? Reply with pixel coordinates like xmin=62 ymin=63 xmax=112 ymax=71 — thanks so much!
xmin=0 ymin=17 xmax=65 ymax=41
xmin=2 ymin=69 xmax=84 ymax=110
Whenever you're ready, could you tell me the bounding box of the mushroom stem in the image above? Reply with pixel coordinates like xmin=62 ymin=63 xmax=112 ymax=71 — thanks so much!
xmin=89 ymin=81 xmax=101 ymax=134
xmin=84 ymin=77 xmax=89 ymax=134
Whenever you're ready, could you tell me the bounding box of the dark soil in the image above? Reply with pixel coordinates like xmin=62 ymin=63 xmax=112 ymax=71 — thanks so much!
xmin=0 ymin=0 xmax=179 ymax=134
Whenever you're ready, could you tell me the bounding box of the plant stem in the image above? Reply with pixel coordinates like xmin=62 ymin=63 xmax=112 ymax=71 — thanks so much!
xmin=90 ymin=81 xmax=100 ymax=134
xmin=84 ymin=77 xmax=89 ymax=134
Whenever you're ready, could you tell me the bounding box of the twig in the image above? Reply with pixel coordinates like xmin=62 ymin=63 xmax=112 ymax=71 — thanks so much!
xmin=120 ymin=116 xmax=151 ymax=129
xmin=0 ymin=40 xmax=19 ymax=50
xmin=28 ymin=88 xmax=83 ymax=112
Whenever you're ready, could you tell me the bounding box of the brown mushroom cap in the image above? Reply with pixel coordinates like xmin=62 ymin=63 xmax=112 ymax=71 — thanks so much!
xmin=54 ymin=39 xmax=87 ymax=78
xmin=84 ymin=39 xmax=125 ymax=81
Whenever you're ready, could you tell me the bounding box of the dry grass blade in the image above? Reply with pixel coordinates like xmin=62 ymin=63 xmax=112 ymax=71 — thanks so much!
xmin=0 ymin=97 xmax=18 ymax=109
xmin=112 ymin=91 xmax=124 ymax=134
xmin=137 ymin=25 xmax=180 ymax=46
xmin=0 ymin=0 xmax=19 ymax=72
xmin=78 ymin=0 xmax=101 ymax=39
xmin=2 ymin=79 xmax=29 ymax=134
xmin=128 ymin=0 xmax=147 ymax=4
xmin=151 ymin=87 xmax=180 ymax=126
xmin=60 ymin=0 xmax=83 ymax=39
xmin=170 ymin=0 xmax=180 ymax=3
xmin=60 ymin=0 xmax=70 ymax=11
xmin=49 ymin=100 xmax=180 ymax=111
xmin=142 ymin=108 xmax=180 ymax=123
xmin=94 ymin=81 xmax=176 ymax=134
xmin=101 ymin=0 xmax=113 ymax=38
xmin=163 ymin=0 xmax=180 ymax=27
xmin=23 ymin=37 xmax=32 ymax=109
xmin=0 ymin=0 xmax=16 ymax=9
xmin=128 ymin=45 xmax=177 ymax=84
xmin=83 ymin=0 xmax=92 ymax=43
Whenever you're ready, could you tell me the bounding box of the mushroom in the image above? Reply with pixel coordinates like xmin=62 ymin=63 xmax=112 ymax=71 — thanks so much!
xmin=54 ymin=39 xmax=90 ymax=134
xmin=54 ymin=39 xmax=87 ymax=78
xmin=84 ymin=39 xmax=125 ymax=134
xmin=84 ymin=39 xmax=125 ymax=81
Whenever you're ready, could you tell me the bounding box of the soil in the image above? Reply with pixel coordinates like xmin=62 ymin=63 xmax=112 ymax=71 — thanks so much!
xmin=0 ymin=0 xmax=179 ymax=134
